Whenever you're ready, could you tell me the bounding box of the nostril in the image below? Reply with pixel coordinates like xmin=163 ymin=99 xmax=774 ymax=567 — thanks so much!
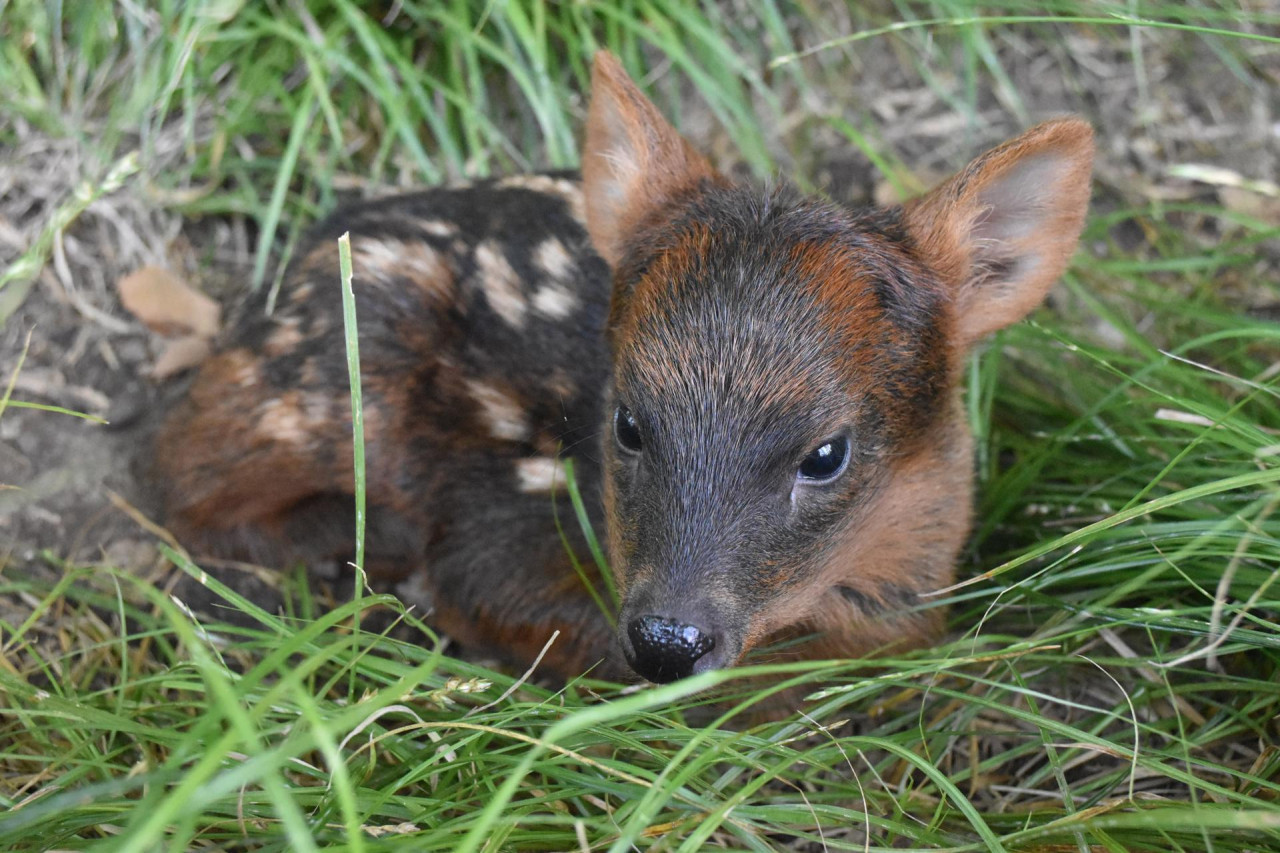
xmin=626 ymin=615 xmax=716 ymax=683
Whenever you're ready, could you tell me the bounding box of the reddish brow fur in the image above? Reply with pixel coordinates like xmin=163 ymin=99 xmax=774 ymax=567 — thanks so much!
xmin=793 ymin=238 xmax=953 ymax=386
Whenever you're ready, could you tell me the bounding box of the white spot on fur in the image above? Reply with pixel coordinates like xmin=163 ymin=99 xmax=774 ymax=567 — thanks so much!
xmin=532 ymin=283 xmax=577 ymax=318
xmin=420 ymin=220 xmax=457 ymax=238
xmin=545 ymin=369 xmax=576 ymax=400
xmin=233 ymin=362 xmax=259 ymax=388
xmin=256 ymin=392 xmax=330 ymax=448
xmin=466 ymin=380 xmax=529 ymax=441
xmin=299 ymin=357 xmax=323 ymax=386
xmin=265 ymin=316 xmax=303 ymax=355
xmin=300 ymin=391 xmax=331 ymax=424
xmin=352 ymin=237 xmax=449 ymax=290
xmin=496 ymin=175 xmax=586 ymax=223
xmin=529 ymin=238 xmax=578 ymax=318
xmin=289 ymin=282 xmax=314 ymax=303
xmin=534 ymin=238 xmax=573 ymax=279
xmin=256 ymin=398 xmax=308 ymax=447
xmin=516 ymin=457 xmax=567 ymax=493
xmin=475 ymin=240 xmax=526 ymax=327
xmin=351 ymin=237 xmax=398 ymax=280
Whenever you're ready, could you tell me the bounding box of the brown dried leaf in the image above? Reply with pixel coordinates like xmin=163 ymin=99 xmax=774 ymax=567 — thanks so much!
xmin=118 ymin=265 xmax=221 ymax=338
xmin=150 ymin=335 xmax=212 ymax=379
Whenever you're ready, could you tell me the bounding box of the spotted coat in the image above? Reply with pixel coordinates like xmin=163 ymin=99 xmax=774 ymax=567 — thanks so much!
xmin=156 ymin=52 xmax=1094 ymax=690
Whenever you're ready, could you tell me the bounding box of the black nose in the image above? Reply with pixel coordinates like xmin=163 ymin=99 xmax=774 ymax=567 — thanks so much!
xmin=626 ymin=615 xmax=716 ymax=683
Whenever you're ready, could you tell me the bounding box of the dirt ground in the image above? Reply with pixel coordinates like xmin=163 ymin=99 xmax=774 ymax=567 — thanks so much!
xmin=2 ymin=24 xmax=1277 ymax=605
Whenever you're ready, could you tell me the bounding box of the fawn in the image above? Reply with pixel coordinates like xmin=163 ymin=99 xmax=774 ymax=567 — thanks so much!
xmin=155 ymin=52 xmax=1093 ymax=686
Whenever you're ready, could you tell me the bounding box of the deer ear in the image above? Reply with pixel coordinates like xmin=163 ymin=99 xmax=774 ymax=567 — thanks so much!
xmin=903 ymin=119 xmax=1094 ymax=346
xmin=582 ymin=51 xmax=718 ymax=267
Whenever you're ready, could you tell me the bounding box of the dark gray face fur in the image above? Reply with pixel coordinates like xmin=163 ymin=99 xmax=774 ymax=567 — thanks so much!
xmin=602 ymin=185 xmax=949 ymax=681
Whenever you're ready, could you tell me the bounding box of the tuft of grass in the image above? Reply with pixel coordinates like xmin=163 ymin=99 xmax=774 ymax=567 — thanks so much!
xmin=2 ymin=1 xmax=1278 ymax=850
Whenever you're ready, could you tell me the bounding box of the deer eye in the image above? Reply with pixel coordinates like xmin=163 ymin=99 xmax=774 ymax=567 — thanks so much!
xmin=797 ymin=436 xmax=849 ymax=482
xmin=614 ymin=405 xmax=643 ymax=454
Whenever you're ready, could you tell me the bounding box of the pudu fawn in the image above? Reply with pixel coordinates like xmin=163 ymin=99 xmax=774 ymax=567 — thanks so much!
xmin=155 ymin=53 xmax=1093 ymax=686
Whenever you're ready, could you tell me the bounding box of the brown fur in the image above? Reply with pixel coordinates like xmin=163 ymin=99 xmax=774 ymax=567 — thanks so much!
xmin=153 ymin=52 xmax=1093 ymax=700
xmin=586 ymin=53 xmax=1090 ymax=683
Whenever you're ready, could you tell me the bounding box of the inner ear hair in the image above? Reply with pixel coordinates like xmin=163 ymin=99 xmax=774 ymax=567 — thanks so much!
xmin=582 ymin=52 xmax=718 ymax=267
xmin=904 ymin=118 xmax=1095 ymax=345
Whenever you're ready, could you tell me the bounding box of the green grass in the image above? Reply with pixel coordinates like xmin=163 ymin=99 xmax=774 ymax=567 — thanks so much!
xmin=3 ymin=1 xmax=1279 ymax=850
